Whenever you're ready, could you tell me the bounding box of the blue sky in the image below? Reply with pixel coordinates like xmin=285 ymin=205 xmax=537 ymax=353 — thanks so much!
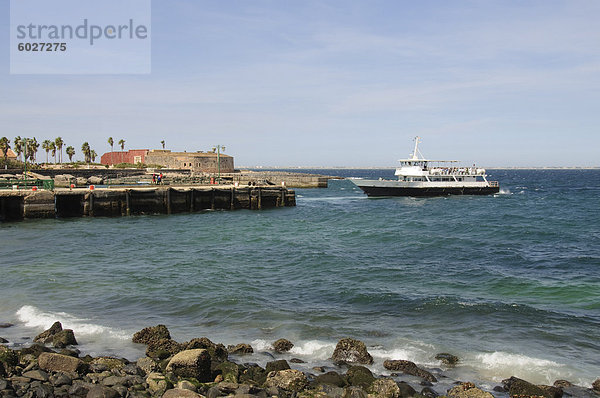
xmin=1 ymin=0 xmax=599 ymax=167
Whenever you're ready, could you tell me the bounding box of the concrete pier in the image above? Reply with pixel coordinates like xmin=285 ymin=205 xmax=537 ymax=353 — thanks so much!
xmin=0 ymin=185 xmax=295 ymax=222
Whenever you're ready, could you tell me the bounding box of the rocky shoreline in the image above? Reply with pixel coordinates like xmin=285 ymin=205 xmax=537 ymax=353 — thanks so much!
xmin=1 ymin=322 xmax=599 ymax=398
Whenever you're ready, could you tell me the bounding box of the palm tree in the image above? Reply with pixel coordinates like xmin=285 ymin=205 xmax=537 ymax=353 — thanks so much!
xmin=81 ymin=142 xmax=91 ymax=164
xmin=13 ymin=136 xmax=22 ymax=162
xmin=161 ymin=140 xmax=165 ymax=149
xmin=42 ymin=140 xmax=52 ymax=164
xmin=50 ymin=141 xmax=56 ymax=163
xmin=66 ymin=146 xmax=75 ymax=162
xmin=27 ymin=138 xmax=39 ymax=163
xmin=0 ymin=137 xmax=10 ymax=167
xmin=54 ymin=137 xmax=64 ymax=164
xmin=118 ymin=139 xmax=125 ymax=164
xmin=108 ymin=137 xmax=114 ymax=165
xmin=91 ymin=150 xmax=97 ymax=163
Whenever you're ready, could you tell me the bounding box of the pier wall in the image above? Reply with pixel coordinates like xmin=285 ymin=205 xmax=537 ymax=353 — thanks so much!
xmin=0 ymin=186 xmax=295 ymax=222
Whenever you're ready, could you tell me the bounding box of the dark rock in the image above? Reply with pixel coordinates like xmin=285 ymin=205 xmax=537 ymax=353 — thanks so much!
xmin=132 ymin=324 xmax=171 ymax=345
xmin=59 ymin=348 xmax=80 ymax=357
xmin=206 ymin=386 xmax=219 ymax=398
xmin=538 ymin=384 xmax=563 ymax=398
xmin=227 ymin=343 xmax=254 ymax=355
xmin=266 ymin=359 xmax=290 ymax=373
xmin=166 ymin=348 xmax=212 ymax=382
xmin=345 ymin=366 xmax=375 ymax=390
xmin=493 ymin=386 xmax=505 ymax=392
xmin=0 ymin=379 xmax=8 ymax=390
xmin=122 ymin=363 xmax=142 ymax=375
xmin=34 ymin=321 xmax=63 ymax=343
xmin=52 ymin=329 xmax=78 ymax=348
xmin=313 ymin=366 xmax=326 ymax=373
xmin=397 ymin=381 xmax=417 ymax=397
xmin=344 ymin=385 xmax=369 ymax=398
xmin=217 ymin=381 xmax=239 ymax=394
xmin=435 ymin=353 xmax=459 ymax=366
xmin=69 ymin=381 xmax=92 ymax=397
xmin=215 ymin=361 xmax=240 ymax=383
xmin=86 ymin=385 xmax=120 ymax=398
xmin=290 ymin=358 xmax=305 ymax=363
xmin=185 ymin=337 xmax=228 ymax=362
xmin=0 ymin=337 xmax=8 ymax=344
xmin=447 ymin=382 xmax=493 ymax=398
xmin=30 ymin=383 xmax=54 ymax=398
xmin=553 ymin=380 xmax=572 ymax=388
xmin=49 ymin=372 xmax=73 ymax=386
xmin=383 ymin=359 xmax=437 ymax=382
xmin=317 ymin=383 xmax=345 ymax=397
xmin=146 ymin=338 xmax=184 ymax=360
xmin=239 ymin=364 xmax=267 ymax=385
xmin=273 ymin=339 xmax=294 ymax=353
xmin=0 ymin=323 xmax=14 ymax=328
xmin=163 ymin=388 xmax=204 ymax=398
xmin=0 ymin=346 xmax=19 ymax=367
xmin=332 ymin=338 xmax=373 ymax=365
xmin=20 ymin=343 xmax=54 ymax=358
xmin=314 ymin=371 xmax=347 ymax=388
xmin=22 ymin=369 xmax=49 ymax=381
xmin=593 ymin=379 xmax=600 ymax=393
xmin=101 ymin=375 xmax=127 ymax=387
xmin=421 ymin=386 xmax=439 ymax=397
xmin=503 ymin=377 xmax=553 ymax=398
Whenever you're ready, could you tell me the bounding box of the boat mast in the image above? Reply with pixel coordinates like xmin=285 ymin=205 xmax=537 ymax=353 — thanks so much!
xmin=411 ymin=136 xmax=422 ymax=160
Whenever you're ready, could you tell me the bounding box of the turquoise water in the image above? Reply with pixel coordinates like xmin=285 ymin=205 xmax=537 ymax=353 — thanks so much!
xmin=1 ymin=169 xmax=599 ymax=390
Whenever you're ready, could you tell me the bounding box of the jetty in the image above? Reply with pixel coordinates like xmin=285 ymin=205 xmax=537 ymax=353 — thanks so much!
xmin=0 ymin=185 xmax=295 ymax=222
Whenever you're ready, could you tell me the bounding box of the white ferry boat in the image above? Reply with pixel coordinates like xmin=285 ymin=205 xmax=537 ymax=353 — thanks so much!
xmin=349 ymin=137 xmax=499 ymax=197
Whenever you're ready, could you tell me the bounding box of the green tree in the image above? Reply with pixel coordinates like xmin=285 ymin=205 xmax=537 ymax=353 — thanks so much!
xmin=91 ymin=150 xmax=97 ymax=163
xmin=42 ymin=140 xmax=52 ymax=164
xmin=55 ymin=137 xmax=64 ymax=164
xmin=27 ymin=137 xmax=39 ymax=163
xmin=118 ymin=139 xmax=125 ymax=163
xmin=49 ymin=141 xmax=56 ymax=163
xmin=0 ymin=136 xmax=10 ymax=167
xmin=161 ymin=140 xmax=165 ymax=149
xmin=13 ymin=136 xmax=23 ymax=162
xmin=108 ymin=136 xmax=114 ymax=165
xmin=66 ymin=146 xmax=75 ymax=162
xmin=81 ymin=142 xmax=91 ymax=164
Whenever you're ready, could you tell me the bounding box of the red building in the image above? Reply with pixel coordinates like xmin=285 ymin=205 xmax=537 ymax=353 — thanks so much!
xmin=100 ymin=150 xmax=149 ymax=166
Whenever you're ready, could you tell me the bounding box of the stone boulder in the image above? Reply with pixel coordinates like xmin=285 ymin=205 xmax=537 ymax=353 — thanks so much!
xmin=346 ymin=365 xmax=375 ymax=390
xmin=502 ymin=377 xmax=554 ymax=398
xmin=227 ymin=343 xmax=254 ymax=355
xmin=137 ymin=356 xmax=159 ymax=375
xmin=368 ymin=378 xmax=400 ymax=398
xmin=146 ymin=338 xmax=184 ymax=360
xmin=383 ymin=359 xmax=437 ymax=382
xmin=0 ymin=337 xmax=7 ymax=344
xmin=264 ymin=369 xmax=308 ymax=392
xmin=266 ymin=359 xmax=291 ymax=373
xmin=34 ymin=321 xmax=63 ymax=343
xmin=593 ymin=379 xmax=600 ymax=393
xmin=314 ymin=371 xmax=347 ymax=388
xmin=185 ymin=337 xmax=228 ymax=362
xmin=239 ymin=363 xmax=267 ymax=385
xmin=163 ymin=388 xmax=204 ymax=398
xmin=331 ymin=338 xmax=373 ymax=365
xmin=76 ymin=177 xmax=88 ymax=186
xmin=86 ymin=385 xmax=120 ymax=398
xmin=52 ymin=329 xmax=78 ymax=348
xmin=132 ymin=324 xmax=172 ymax=344
xmin=38 ymin=352 xmax=87 ymax=374
xmin=273 ymin=338 xmax=294 ymax=352
xmin=435 ymin=353 xmax=459 ymax=366
xmin=215 ymin=361 xmax=240 ymax=383
xmin=447 ymin=382 xmax=493 ymax=398
xmin=166 ymin=348 xmax=212 ymax=382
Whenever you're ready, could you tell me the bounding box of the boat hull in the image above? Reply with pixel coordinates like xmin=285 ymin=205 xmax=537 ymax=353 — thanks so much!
xmin=356 ymin=185 xmax=499 ymax=197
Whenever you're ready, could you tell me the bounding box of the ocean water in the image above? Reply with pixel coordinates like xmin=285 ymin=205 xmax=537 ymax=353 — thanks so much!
xmin=1 ymin=169 xmax=599 ymax=392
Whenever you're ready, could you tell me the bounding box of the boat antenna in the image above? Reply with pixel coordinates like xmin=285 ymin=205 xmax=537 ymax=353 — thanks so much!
xmin=411 ymin=136 xmax=423 ymax=160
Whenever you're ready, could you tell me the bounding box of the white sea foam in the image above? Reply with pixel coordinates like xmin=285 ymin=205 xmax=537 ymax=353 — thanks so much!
xmin=16 ymin=305 xmax=129 ymax=340
xmin=468 ymin=351 xmax=570 ymax=385
xmin=289 ymin=340 xmax=336 ymax=360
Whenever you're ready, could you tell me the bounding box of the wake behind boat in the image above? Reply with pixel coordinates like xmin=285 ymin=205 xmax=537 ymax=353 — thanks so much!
xmin=349 ymin=137 xmax=499 ymax=197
